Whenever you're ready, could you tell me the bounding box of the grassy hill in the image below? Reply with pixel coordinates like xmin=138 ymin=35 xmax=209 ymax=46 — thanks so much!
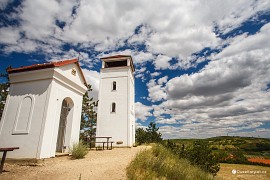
xmin=166 ymin=136 xmax=270 ymax=159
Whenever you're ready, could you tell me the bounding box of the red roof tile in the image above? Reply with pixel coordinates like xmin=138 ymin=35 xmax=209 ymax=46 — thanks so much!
xmin=7 ymin=58 xmax=87 ymax=86
xmin=7 ymin=59 xmax=78 ymax=74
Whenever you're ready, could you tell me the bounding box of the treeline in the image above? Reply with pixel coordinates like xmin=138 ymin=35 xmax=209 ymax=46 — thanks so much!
xmin=215 ymin=148 xmax=270 ymax=167
xmin=166 ymin=139 xmax=270 ymax=168
xmin=135 ymin=122 xmax=162 ymax=144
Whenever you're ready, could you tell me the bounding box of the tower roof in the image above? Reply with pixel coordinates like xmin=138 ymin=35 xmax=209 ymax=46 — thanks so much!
xmin=100 ymin=55 xmax=135 ymax=72
xmin=100 ymin=55 xmax=131 ymax=59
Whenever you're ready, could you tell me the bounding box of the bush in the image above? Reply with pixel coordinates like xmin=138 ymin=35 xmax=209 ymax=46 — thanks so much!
xmin=164 ymin=140 xmax=220 ymax=176
xmin=70 ymin=141 xmax=88 ymax=159
xmin=216 ymin=149 xmax=247 ymax=164
xmin=136 ymin=128 xmax=148 ymax=145
xmin=186 ymin=141 xmax=220 ymax=176
xmin=136 ymin=122 xmax=162 ymax=145
xmin=126 ymin=144 xmax=213 ymax=180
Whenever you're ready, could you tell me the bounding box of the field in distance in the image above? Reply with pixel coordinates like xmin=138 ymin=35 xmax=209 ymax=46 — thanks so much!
xmin=167 ymin=136 xmax=270 ymax=161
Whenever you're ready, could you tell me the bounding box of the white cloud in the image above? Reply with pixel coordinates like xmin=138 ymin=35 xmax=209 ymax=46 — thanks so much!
xmin=166 ymin=59 xmax=252 ymax=99
xmin=154 ymin=55 xmax=171 ymax=70
xmin=1 ymin=0 xmax=270 ymax=138
xmin=150 ymin=22 xmax=270 ymax=138
xmin=99 ymin=49 xmax=154 ymax=65
xmin=2 ymin=0 xmax=269 ymax=69
xmin=0 ymin=0 xmax=13 ymax=10
xmin=157 ymin=76 xmax=168 ymax=85
xmin=0 ymin=27 xmax=20 ymax=45
xmin=147 ymin=78 xmax=167 ymax=102
xmin=151 ymin=72 xmax=161 ymax=77
xmin=128 ymin=25 xmax=152 ymax=45
xmin=135 ymin=102 xmax=153 ymax=122
xmin=214 ymin=23 xmax=270 ymax=59
xmin=81 ymin=69 xmax=100 ymax=101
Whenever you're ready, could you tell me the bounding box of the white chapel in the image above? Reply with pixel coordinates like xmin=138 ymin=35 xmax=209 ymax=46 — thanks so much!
xmin=96 ymin=55 xmax=135 ymax=147
xmin=0 ymin=59 xmax=87 ymax=159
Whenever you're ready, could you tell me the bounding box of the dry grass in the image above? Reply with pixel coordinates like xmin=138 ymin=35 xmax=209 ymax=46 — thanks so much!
xmin=70 ymin=141 xmax=88 ymax=159
xmin=126 ymin=144 xmax=213 ymax=180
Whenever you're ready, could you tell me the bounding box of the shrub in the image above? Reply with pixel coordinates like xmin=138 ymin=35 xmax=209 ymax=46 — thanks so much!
xmin=164 ymin=140 xmax=220 ymax=176
xmin=136 ymin=128 xmax=148 ymax=145
xmin=217 ymin=149 xmax=248 ymax=164
xmin=136 ymin=122 xmax=162 ymax=145
xmin=186 ymin=141 xmax=220 ymax=176
xmin=126 ymin=144 xmax=213 ymax=180
xmin=70 ymin=141 xmax=88 ymax=159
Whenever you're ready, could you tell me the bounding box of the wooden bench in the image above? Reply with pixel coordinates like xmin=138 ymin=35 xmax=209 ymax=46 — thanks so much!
xmin=89 ymin=136 xmax=114 ymax=150
xmin=0 ymin=147 xmax=19 ymax=173
xmin=95 ymin=142 xmax=106 ymax=150
xmin=94 ymin=142 xmax=114 ymax=150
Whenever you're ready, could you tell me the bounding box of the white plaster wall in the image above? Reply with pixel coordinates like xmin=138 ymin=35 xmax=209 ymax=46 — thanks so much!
xmin=128 ymin=69 xmax=135 ymax=146
xmin=0 ymin=64 xmax=86 ymax=159
xmin=55 ymin=64 xmax=86 ymax=89
xmin=97 ymin=66 xmax=135 ymax=147
xmin=39 ymin=66 xmax=85 ymax=158
xmin=41 ymin=78 xmax=83 ymax=158
xmin=0 ymin=79 xmax=52 ymax=158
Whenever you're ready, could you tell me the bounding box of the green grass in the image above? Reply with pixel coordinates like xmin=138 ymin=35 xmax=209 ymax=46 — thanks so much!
xmin=126 ymin=144 xmax=214 ymax=180
xmin=166 ymin=136 xmax=270 ymax=159
xmin=70 ymin=141 xmax=88 ymax=159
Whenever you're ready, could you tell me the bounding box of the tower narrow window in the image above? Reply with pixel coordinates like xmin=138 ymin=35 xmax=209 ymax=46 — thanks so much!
xmin=111 ymin=102 xmax=116 ymax=113
xmin=112 ymin=81 xmax=116 ymax=91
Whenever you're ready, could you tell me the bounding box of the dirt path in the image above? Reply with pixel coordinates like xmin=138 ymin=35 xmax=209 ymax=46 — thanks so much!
xmin=0 ymin=146 xmax=149 ymax=180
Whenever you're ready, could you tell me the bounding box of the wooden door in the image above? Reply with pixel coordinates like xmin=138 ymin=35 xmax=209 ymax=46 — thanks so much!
xmin=56 ymin=100 xmax=68 ymax=152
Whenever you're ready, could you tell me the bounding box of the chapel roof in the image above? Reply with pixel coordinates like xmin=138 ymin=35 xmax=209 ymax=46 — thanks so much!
xmin=7 ymin=58 xmax=87 ymax=85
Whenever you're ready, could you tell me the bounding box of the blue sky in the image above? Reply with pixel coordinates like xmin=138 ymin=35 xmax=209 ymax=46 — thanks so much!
xmin=1 ymin=0 xmax=270 ymax=139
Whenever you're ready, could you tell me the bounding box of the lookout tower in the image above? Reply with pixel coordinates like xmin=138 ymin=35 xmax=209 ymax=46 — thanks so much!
xmin=96 ymin=55 xmax=135 ymax=147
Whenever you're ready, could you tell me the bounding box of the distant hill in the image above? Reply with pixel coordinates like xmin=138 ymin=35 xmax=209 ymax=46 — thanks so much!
xmin=166 ymin=136 xmax=270 ymax=158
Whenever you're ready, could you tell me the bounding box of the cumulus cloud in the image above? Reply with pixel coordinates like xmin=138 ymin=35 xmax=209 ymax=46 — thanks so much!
xmin=147 ymin=78 xmax=167 ymax=102
xmin=1 ymin=0 xmax=270 ymax=138
xmin=154 ymin=55 xmax=171 ymax=70
xmin=151 ymin=23 xmax=270 ymax=138
xmin=135 ymin=102 xmax=153 ymax=122
xmin=0 ymin=27 xmax=20 ymax=44
xmin=166 ymin=59 xmax=252 ymax=99
xmin=98 ymin=49 xmax=154 ymax=64
xmin=1 ymin=0 xmax=270 ymax=69
xmin=214 ymin=23 xmax=270 ymax=59
xmin=81 ymin=68 xmax=100 ymax=101
xmin=0 ymin=0 xmax=13 ymax=10
xmin=151 ymin=72 xmax=161 ymax=77
xmin=157 ymin=76 xmax=168 ymax=85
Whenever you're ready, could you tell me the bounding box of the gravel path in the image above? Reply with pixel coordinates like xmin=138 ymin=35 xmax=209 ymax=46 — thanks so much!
xmin=0 ymin=146 xmax=149 ymax=180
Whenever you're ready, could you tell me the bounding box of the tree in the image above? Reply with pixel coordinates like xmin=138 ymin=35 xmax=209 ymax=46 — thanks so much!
xmin=187 ymin=141 xmax=220 ymax=176
xmin=135 ymin=128 xmax=148 ymax=145
xmin=136 ymin=122 xmax=163 ymax=145
xmin=0 ymin=72 xmax=9 ymax=120
xmin=80 ymin=84 xmax=98 ymax=143
xmin=146 ymin=122 xmax=162 ymax=143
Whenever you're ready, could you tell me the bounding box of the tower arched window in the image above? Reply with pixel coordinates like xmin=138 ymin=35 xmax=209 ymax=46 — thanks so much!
xmin=111 ymin=102 xmax=116 ymax=113
xmin=112 ymin=81 xmax=116 ymax=91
